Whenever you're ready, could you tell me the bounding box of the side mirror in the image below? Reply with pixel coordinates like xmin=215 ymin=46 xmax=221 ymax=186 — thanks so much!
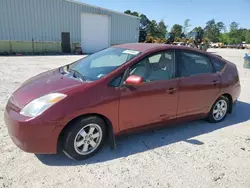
xmin=125 ymin=75 xmax=143 ymax=87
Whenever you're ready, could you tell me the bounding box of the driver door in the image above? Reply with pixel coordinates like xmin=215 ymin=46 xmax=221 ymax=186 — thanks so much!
xmin=119 ymin=50 xmax=179 ymax=131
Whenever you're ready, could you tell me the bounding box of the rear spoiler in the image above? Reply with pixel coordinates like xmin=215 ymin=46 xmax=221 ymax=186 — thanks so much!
xmin=214 ymin=54 xmax=222 ymax=58
xmin=208 ymin=52 xmax=222 ymax=58
xmin=209 ymin=52 xmax=222 ymax=58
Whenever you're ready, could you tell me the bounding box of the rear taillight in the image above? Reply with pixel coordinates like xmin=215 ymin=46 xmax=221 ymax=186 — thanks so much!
xmin=237 ymin=70 xmax=240 ymax=82
xmin=235 ymin=67 xmax=240 ymax=83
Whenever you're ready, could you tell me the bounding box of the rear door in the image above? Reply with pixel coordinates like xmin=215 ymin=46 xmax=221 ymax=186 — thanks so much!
xmin=176 ymin=50 xmax=221 ymax=117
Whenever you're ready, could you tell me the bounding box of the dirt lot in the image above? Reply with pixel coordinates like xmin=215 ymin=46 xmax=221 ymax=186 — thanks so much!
xmin=1 ymin=49 xmax=250 ymax=188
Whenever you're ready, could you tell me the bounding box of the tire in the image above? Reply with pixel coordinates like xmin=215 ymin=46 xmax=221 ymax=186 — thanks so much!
xmin=207 ymin=96 xmax=229 ymax=123
xmin=62 ymin=116 xmax=107 ymax=160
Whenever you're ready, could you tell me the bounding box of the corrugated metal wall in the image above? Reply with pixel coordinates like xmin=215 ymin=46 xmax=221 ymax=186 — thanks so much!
xmin=0 ymin=0 xmax=140 ymax=45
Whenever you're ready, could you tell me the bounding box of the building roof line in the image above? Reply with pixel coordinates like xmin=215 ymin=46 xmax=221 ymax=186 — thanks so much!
xmin=64 ymin=0 xmax=140 ymax=19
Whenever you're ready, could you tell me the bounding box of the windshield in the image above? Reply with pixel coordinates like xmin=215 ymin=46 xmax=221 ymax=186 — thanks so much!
xmin=68 ymin=47 xmax=140 ymax=81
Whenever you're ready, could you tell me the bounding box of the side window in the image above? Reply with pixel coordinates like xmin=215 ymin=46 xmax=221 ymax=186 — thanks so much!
xmin=148 ymin=54 xmax=161 ymax=63
xmin=109 ymin=74 xmax=123 ymax=87
xmin=129 ymin=51 xmax=175 ymax=82
xmin=211 ymin=57 xmax=225 ymax=72
xmin=179 ymin=51 xmax=213 ymax=77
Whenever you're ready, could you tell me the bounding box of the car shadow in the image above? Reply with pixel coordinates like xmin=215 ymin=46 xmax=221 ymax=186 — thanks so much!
xmin=36 ymin=100 xmax=250 ymax=166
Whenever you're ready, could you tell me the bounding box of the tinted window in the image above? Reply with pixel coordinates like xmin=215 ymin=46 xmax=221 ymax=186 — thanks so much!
xmin=179 ymin=52 xmax=213 ymax=77
xmin=109 ymin=75 xmax=123 ymax=87
xmin=148 ymin=54 xmax=161 ymax=63
xmin=129 ymin=51 xmax=175 ymax=82
xmin=212 ymin=58 xmax=225 ymax=72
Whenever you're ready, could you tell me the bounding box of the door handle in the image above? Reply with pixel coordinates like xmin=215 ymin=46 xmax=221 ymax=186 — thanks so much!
xmin=167 ymin=88 xmax=177 ymax=94
xmin=212 ymin=80 xmax=220 ymax=86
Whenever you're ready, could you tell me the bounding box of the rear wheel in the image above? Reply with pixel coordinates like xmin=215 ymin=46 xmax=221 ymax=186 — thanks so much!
xmin=62 ymin=116 xmax=106 ymax=160
xmin=207 ymin=96 xmax=229 ymax=123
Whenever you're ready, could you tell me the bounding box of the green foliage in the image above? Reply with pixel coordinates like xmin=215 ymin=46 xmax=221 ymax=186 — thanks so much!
xmin=124 ymin=10 xmax=249 ymax=44
xmin=246 ymin=31 xmax=250 ymax=43
xmin=183 ymin=19 xmax=191 ymax=35
xmin=216 ymin=21 xmax=226 ymax=32
xmin=147 ymin=20 xmax=167 ymax=38
xmin=190 ymin=26 xmax=205 ymax=42
xmin=157 ymin=20 xmax=167 ymax=38
xmin=193 ymin=26 xmax=204 ymax=33
xmin=204 ymin=19 xmax=221 ymax=42
xmin=124 ymin=10 xmax=167 ymax=39
xmin=124 ymin=10 xmax=139 ymax=17
xmin=171 ymin=24 xmax=183 ymax=39
xmin=219 ymin=33 xmax=231 ymax=44
xmin=147 ymin=20 xmax=158 ymax=36
xmin=219 ymin=28 xmax=250 ymax=45
xmin=124 ymin=10 xmax=131 ymax=14
xmin=229 ymin=22 xmax=239 ymax=31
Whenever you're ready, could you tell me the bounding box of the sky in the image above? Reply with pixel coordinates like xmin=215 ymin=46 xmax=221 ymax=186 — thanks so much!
xmin=81 ymin=0 xmax=250 ymax=31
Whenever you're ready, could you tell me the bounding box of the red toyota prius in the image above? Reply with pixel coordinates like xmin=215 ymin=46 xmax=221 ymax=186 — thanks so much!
xmin=4 ymin=43 xmax=241 ymax=160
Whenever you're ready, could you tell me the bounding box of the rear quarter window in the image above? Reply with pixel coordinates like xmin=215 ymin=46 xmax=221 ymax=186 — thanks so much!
xmin=211 ymin=57 xmax=225 ymax=72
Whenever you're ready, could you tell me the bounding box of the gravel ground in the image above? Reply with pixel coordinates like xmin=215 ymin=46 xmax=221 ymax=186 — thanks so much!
xmin=1 ymin=49 xmax=250 ymax=188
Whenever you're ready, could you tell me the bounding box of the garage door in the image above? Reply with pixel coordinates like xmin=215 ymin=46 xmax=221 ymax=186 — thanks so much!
xmin=81 ymin=13 xmax=110 ymax=54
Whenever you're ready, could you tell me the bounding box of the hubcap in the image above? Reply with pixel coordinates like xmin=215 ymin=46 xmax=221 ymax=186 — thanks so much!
xmin=213 ymin=99 xmax=228 ymax=121
xmin=74 ymin=123 xmax=102 ymax=155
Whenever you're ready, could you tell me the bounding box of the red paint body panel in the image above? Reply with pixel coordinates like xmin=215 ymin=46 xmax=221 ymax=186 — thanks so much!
xmin=119 ymin=79 xmax=179 ymax=131
xmin=4 ymin=43 xmax=241 ymax=154
xmin=4 ymin=107 xmax=60 ymax=153
xmin=12 ymin=69 xmax=82 ymax=109
xmin=177 ymin=73 xmax=221 ymax=117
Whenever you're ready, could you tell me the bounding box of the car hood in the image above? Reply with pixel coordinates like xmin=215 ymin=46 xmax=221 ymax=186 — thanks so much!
xmin=11 ymin=69 xmax=84 ymax=109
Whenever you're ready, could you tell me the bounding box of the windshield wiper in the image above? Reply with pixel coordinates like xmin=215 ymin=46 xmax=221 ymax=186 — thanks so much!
xmin=68 ymin=68 xmax=86 ymax=81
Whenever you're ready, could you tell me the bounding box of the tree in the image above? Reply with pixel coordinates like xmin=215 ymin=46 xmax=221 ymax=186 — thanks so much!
xmin=124 ymin=10 xmax=139 ymax=17
xmin=148 ymin=20 xmax=158 ymax=36
xmin=171 ymin=24 xmax=183 ymax=39
xmin=124 ymin=10 xmax=151 ymax=41
xmin=204 ymin=19 xmax=222 ymax=42
xmin=219 ymin=33 xmax=231 ymax=44
xmin=124 ymin=11 xmax=151 ymax=32
xmin=216 ymin=21 xmax=226 ymax=32
xmin=124 ymin=11 xmax=249 ymax=44
xmin=229 ymin=22 xmax=239 ymax=31
xmin=124 ymin=10 xmax=167 ymax=39
xmin=139 ymin=14 xmax=150 ymax=30
xmin=192 ymin=27 xmax=204 ymax=35
xmin=246 ymin=30 xmax=250 ymax=43
xmin=204 ymin=19 xmax=216 ymax=42
xmin=183 ymin=19 xmax=191 ymax=35
xmin=124 ymin=10 xmax=131 ymax=15
xmin=238 ymin=28 xmax=248 ymax=42
xmin=157 ymin=20 xmax=167 ymax=38
xmin=228 ymin=22 xmax=241 ymax=44
xmin=192 ymin=26 xmax=205 ymax=41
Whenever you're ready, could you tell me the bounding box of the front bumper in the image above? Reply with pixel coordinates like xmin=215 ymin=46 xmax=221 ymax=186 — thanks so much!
xmin=4 ymin=108 xmax=63 ymax=154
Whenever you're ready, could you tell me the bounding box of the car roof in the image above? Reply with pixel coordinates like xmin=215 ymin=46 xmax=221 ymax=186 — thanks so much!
xmin=113 ymin=43 xmax=202 ymax=53
xmin=113 ymin=43 xmax=168 ymax=52
xmin=113 ymin=43 xmax=223 ymax=61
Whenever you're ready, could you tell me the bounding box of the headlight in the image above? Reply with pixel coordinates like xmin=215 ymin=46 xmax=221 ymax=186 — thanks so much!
xmin=20 ymin=93 xmax=67 ymax=117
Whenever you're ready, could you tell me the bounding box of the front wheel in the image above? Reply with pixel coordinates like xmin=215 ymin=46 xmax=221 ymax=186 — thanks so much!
xmin=207 ymin=96 xmax=229 ymax=123
xmin=62 ymin=116 xmax=107 ymax=160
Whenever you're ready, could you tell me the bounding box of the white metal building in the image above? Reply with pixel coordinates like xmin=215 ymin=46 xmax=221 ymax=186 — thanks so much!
xmin=0 ymin=0 xmax=140 ymax=54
